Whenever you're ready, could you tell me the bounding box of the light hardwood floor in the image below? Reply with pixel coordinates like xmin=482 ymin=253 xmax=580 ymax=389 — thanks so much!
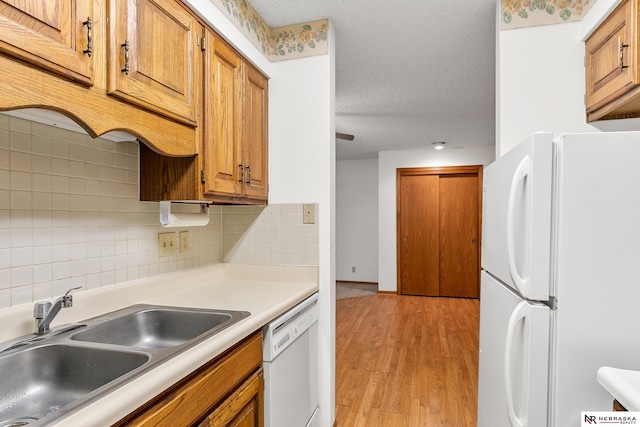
xmin=335 ymin=294 xmax=480 ymax=427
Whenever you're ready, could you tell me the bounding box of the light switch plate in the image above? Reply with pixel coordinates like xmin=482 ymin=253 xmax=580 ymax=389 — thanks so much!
xmin=158 ymin=232 xmax=176 ymax=257
xmin=303 ymin=204 xmax=315 ymax=224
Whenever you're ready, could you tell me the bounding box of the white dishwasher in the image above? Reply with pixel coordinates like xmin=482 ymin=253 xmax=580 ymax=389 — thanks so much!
xmin=263 ymin=293 xmax=319 ymax=427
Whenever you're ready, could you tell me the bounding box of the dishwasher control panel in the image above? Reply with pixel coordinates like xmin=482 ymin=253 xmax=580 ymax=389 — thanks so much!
xmin=263 ymin=293 xmax=318 ymax=361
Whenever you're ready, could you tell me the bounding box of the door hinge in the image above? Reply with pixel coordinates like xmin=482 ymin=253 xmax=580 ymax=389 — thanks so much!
xmin=200 ymin=170 xmax=205 ymax=183
xmin=200 ymin=37 xmax=206 ymax=52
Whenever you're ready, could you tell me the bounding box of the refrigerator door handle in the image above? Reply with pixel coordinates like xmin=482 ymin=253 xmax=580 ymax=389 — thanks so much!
xmin=504 ymin=300 xmax=527 ymax=427
xmin=507 ymin=156 xmax=531 ymax=296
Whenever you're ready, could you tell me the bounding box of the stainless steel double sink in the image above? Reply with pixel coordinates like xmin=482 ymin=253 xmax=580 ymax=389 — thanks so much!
xmin=0 ymin=305 xmax=250 ymax=427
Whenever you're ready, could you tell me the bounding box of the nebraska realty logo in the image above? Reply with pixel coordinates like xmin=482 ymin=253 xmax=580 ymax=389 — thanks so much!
xmin=581 ymin=412 xmax=640 ymax=425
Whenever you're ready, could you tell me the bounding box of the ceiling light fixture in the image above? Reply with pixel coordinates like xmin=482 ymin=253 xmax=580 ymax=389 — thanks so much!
xmin=433 ymin=141 xmax=446 ymax=150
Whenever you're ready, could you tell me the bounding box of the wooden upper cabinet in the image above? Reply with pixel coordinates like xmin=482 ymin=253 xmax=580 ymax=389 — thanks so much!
xmin=585 ymin=0 xmax=640 ymax=121
xmin=203 ymin=30 xmax=243 ymax=197
xmin=137 ymin=14 xmax=268 ymax=204
xmin=108 ymin=0 xmax=202 ymax=126
xmin=0 ymin=0 xmax=94 ymax=85
xmin=243 ymin=64 xmax=268 ymax=200
xmin=201 ymin=31 xmax=268 ymax=202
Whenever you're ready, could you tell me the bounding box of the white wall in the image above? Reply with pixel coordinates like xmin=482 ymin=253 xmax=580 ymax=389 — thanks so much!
xmin=336 ymin=159 xmax=378 ymax=282
xmin=378 ymin=146 xmax=495 ymax=293
xmin=497 ymin=0 xmax=640 ymax=156
xmin=498 ymin=21 xmax=589 ymax=155
xmin=266 ymin=28 xmax=337 ymax=427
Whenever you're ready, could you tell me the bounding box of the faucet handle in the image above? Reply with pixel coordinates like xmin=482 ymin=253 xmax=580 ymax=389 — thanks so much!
xmin=33 ymin=301 xmax=52 ymax=320
xmin=62 ymin=286 xmax=83 ymax=308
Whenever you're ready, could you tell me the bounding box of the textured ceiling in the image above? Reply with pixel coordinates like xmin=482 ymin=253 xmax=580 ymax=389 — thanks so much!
xmin=249 ymin=0 xmax=497 ymax=160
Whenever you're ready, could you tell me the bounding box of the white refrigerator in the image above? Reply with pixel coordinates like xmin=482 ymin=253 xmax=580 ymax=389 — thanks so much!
xmin=478 ymin=131 xmax=640 ymax=427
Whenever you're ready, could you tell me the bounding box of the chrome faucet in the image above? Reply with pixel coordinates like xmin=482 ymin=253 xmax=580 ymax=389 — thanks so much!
xmin=33 ymin=287 xmax=82 ymax=335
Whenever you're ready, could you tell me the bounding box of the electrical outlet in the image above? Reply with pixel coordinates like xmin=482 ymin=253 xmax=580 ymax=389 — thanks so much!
xmin=158 ymin=232 xmax=176 ymax=257
xmin=352 ymin=266 xmax=356 ymax=273
xmin=303 ymin=203 xmax=315 ymax=224
xmin=179 ymin=231 xmax=190 ymax=254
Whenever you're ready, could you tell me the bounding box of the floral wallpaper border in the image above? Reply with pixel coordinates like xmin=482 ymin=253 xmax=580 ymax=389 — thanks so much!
xmin=502 ymin=0 xmax=596 ymax=30
xmin=214 ymin=0 xmax=328 ymax=62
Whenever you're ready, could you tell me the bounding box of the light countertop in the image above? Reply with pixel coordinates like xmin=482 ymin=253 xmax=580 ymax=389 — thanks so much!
xmin=597 ymin=366 xmax=640 ymax=411
xmin=0 ymin=263 xmax=318 ymax=426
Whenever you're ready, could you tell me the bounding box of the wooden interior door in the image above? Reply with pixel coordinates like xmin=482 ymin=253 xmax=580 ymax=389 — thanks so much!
xmin=397 ymin=166 xmax=482 ymax=298
xmin=439 ymin=174 xmax=479 ymax=298
xmin=398 ymin=174 xmax=440 ymax=296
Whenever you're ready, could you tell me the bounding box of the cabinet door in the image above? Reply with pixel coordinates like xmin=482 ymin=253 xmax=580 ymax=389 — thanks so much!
xmin=0 ymin=0 xmax=94 ymax=85
xmin=203 ymin=31 xmax=243 ymax=197
xmin=109 ymin=0 xmax=202 ymax=126
xmin=243 ymin=65 xmax=268 ymax=200
xmin=586 ymin=0 xmax=637 ymax=113
xmin=198 ymin=369 xmax=264 ymax=427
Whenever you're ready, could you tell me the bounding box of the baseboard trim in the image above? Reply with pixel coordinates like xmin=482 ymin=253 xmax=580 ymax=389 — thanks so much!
xmin=336 ymin=280 xmax=378 ymax=286
xmin=377 ymin=290 xmax=397 ymax=295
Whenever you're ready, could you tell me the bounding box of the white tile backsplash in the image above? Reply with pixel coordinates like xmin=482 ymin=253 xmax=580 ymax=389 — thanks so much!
xmin=0 ymin=114 xmax=319 ymax=308
xmin=222 ymin=204 xmax=319 ymax=266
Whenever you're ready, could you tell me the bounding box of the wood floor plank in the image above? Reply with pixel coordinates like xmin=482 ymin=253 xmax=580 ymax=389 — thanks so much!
xmin=335 ymin=404 xmax=350 ymax=426
xmin=335 ymin=294 xmax=479 ymax=427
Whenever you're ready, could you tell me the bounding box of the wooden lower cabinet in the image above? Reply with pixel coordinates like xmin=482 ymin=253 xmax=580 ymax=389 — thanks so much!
xmin=198 ymin=370 xmax=264 ymax=427
xmin=115 ymin=331 xmax=263 ymax=427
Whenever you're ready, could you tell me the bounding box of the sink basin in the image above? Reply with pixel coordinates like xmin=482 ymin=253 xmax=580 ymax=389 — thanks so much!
xmin=0 ymin=345 xmax=148 ymax=425
xmin=71 ymin=307 xmax=242 ymax=349
xmin=0 ymin=304 xmax=249 ymax=426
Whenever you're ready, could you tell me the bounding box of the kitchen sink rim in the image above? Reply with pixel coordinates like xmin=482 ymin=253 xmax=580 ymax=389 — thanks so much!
xmin=0 ymin=304 xmax=250 ymax=427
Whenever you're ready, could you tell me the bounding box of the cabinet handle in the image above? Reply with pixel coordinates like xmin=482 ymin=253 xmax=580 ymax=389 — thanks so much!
xmin=121 ymin=40 xmax=130 ymax=75
xmin=620 ymin=40 xmax=629 ymax=72
xmin=82 ymin=17 xmax=92 ymax=57
xmin=245 ymin=165 xmax=251 ymax=185
xmin=238 ymin=163 xmax=244 ymax=183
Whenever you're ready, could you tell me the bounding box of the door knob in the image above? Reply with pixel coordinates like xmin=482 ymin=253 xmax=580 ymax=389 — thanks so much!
xmin=471 ymin=238 xmax=477 ymax=243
